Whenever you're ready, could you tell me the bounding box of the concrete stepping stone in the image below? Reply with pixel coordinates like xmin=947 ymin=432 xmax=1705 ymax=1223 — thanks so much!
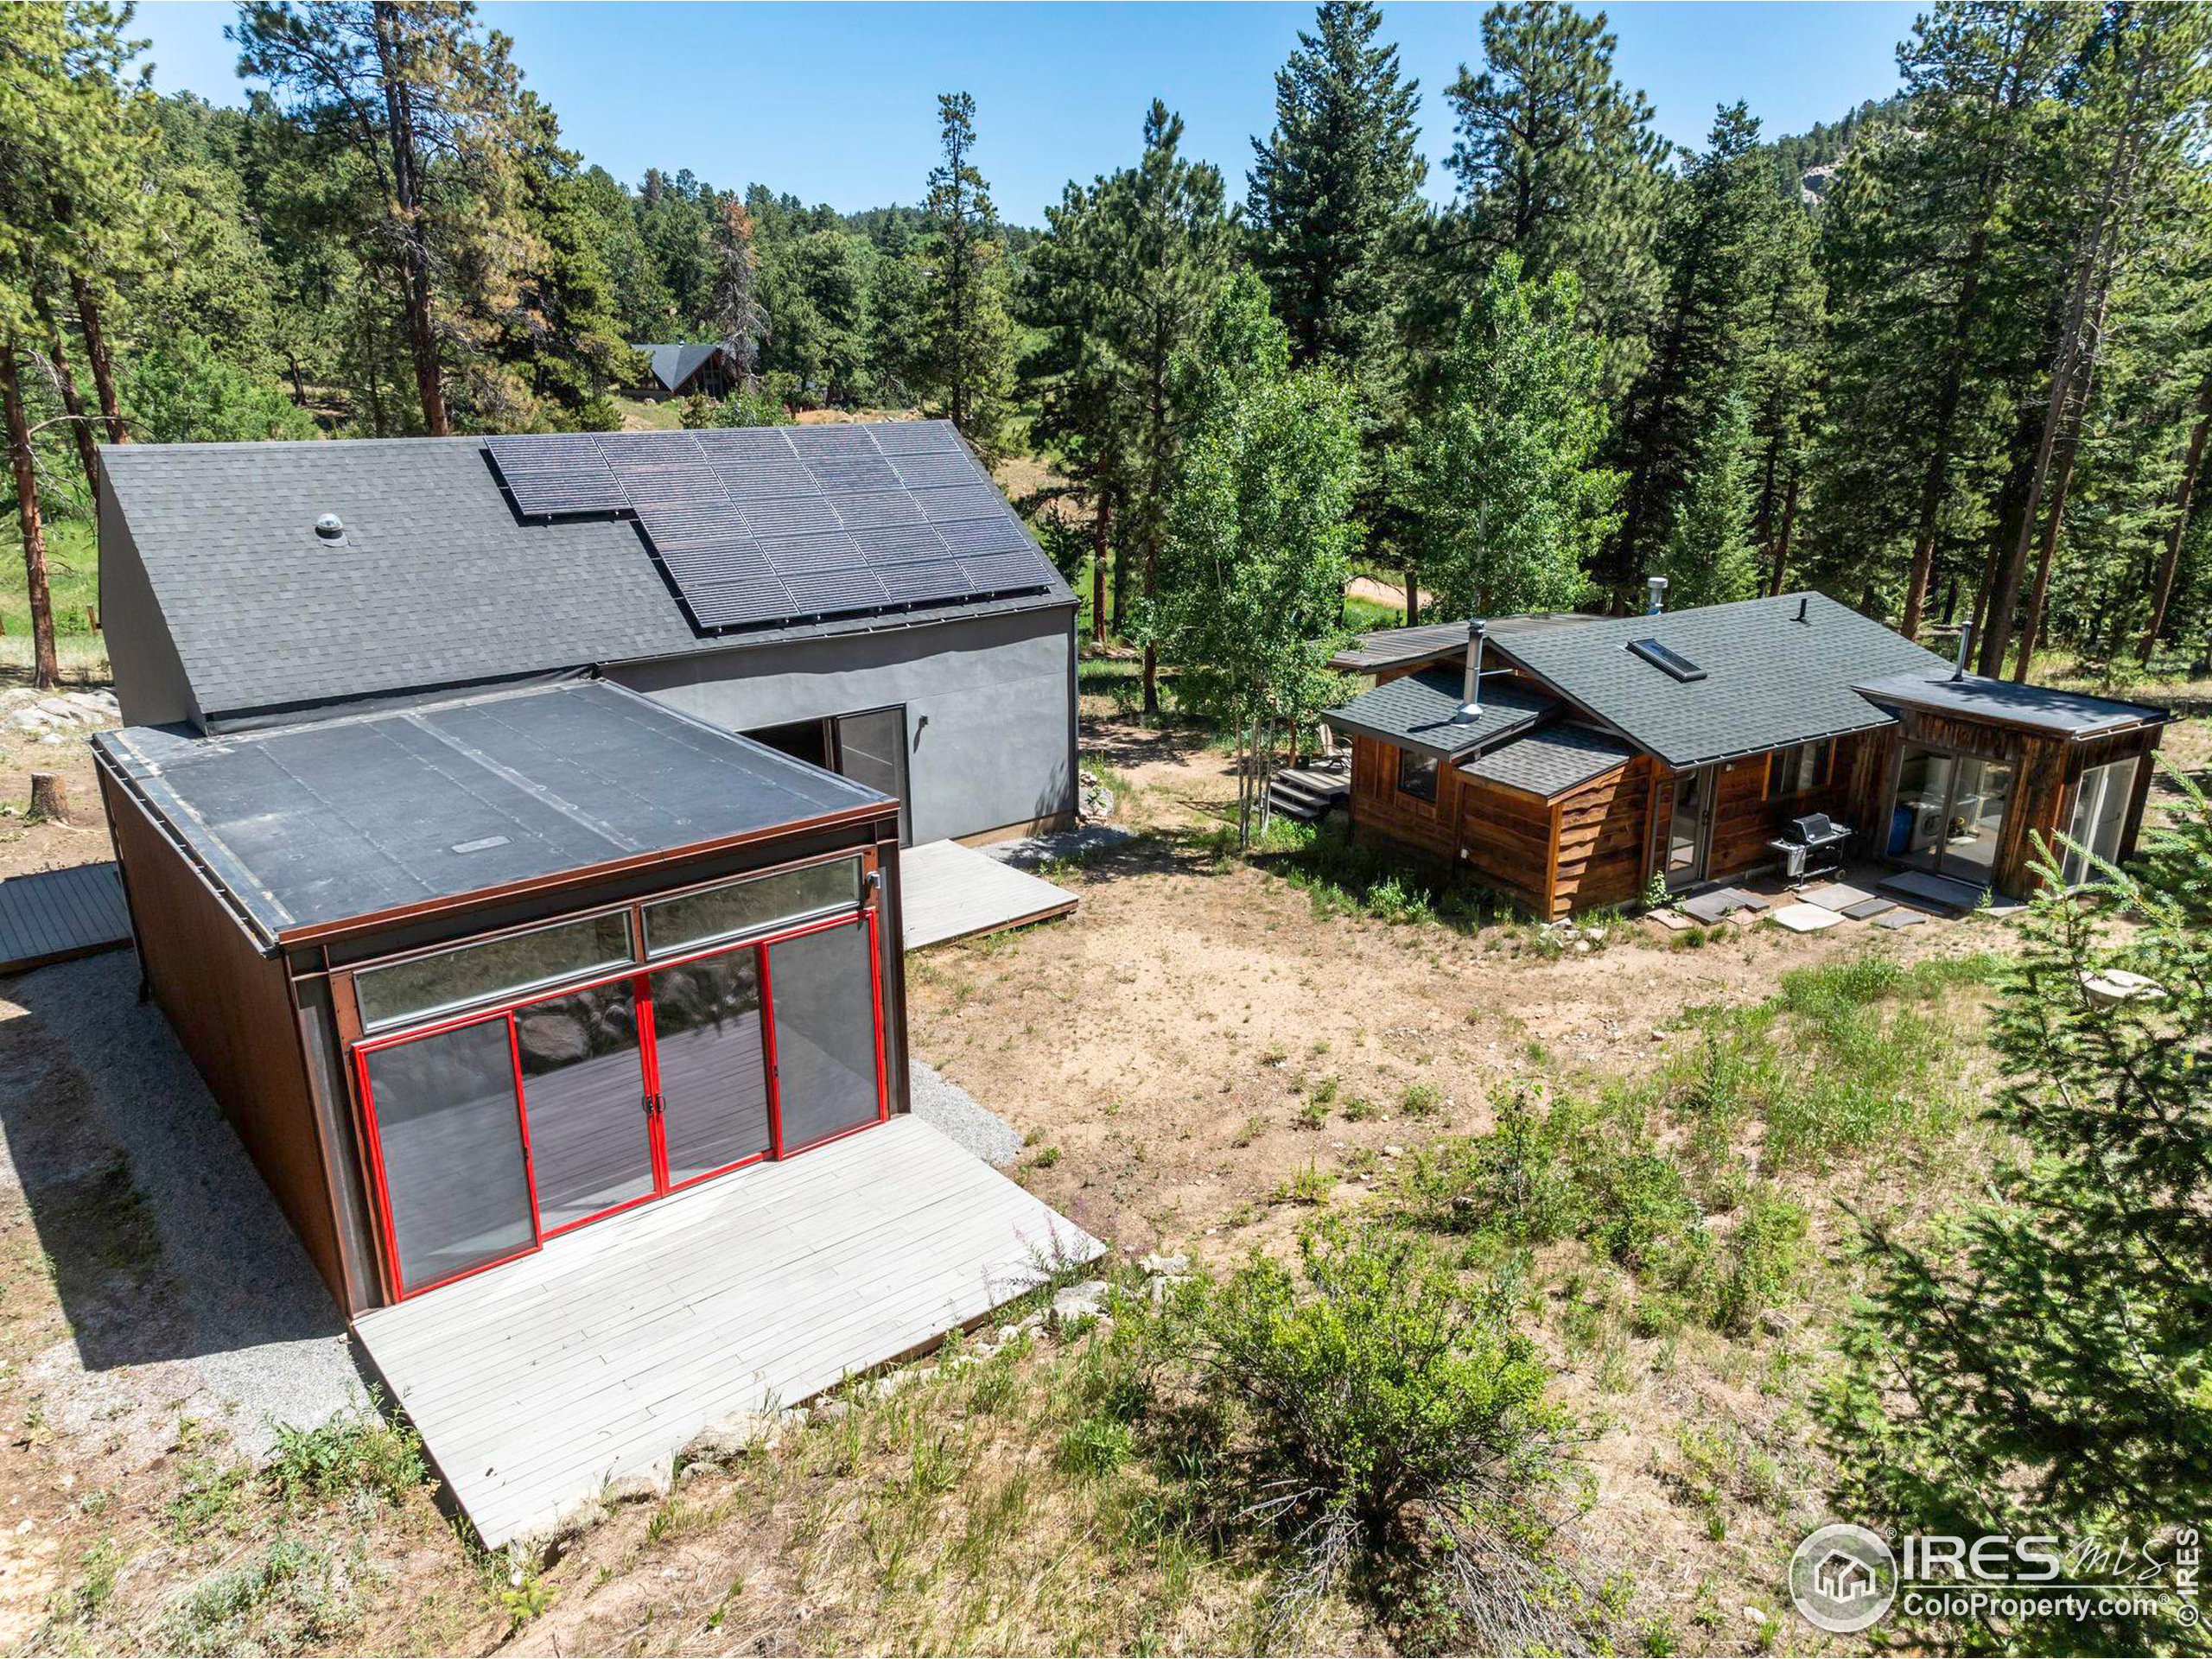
xmin=1873 ymin=909 xmax=1929 ymax=930
xmin=1799 ymin=880 xmax=1881 ymax=912
xmin=1770 ymin=902 xmax=1846 ymax=932
xmin=1840 ymin=896 xmax=1897 ymax=920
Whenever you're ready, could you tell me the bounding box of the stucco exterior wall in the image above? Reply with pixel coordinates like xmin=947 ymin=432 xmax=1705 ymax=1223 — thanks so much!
xmin=607 ymin=603 xmax=1079 ymax=846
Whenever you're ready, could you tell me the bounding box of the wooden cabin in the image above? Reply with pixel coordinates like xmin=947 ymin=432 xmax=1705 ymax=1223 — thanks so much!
xmin=1322 ymin=594 xmax=2169 ymax=918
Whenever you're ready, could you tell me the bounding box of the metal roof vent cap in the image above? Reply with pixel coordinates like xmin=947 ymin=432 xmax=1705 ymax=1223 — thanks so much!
xmin=1646 ymin=575 xmax=1668 ymax=615
xmin=314 ymin=512 xmax=347 ymax=548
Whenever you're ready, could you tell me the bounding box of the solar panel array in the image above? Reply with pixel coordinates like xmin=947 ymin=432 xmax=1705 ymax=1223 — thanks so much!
xmin=484 ymin=423 xmax=1059 ymax=634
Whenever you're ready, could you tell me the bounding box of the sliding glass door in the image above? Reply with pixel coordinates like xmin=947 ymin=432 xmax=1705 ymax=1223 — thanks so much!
xmin=354 ymin=897 xmax=887 ymax=1300
xmin=1891 ymin=744 xmax=2016 ymax=887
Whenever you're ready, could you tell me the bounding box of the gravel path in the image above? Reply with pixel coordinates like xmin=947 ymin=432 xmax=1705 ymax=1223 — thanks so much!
xmin=4 ymin=950 xmax=364 ymax=1455
xmin=908 ymin=1058 xmax=1022 ymax=1166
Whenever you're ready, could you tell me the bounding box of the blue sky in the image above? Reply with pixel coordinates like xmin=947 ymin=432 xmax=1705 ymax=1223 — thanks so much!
xmin=128 ymin=2 xmax=1922 ymax=222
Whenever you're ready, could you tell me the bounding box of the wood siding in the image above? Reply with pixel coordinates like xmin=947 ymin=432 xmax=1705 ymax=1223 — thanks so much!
xmin=1874 ymin=708 xmax=2164 ymax=898
xmin=99 ymin=766 xmax=353 ymax=1311
xmin=1349 ymin=734 xmax=1461 ymax=866
xmin=1548 ymin=757 xmax=1652 ymax=916
xmin=1453 ymin=773 xmax=1554 ymax=914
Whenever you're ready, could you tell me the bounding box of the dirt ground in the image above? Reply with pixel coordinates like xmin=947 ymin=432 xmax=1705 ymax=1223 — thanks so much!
xmin=912 ymin=714 xmax=2003 ymax=1268
xmin=0 ymin=704 xmax=114 ymax=882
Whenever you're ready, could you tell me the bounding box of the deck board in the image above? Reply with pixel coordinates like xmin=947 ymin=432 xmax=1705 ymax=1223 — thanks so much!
xmin=0 ymin=862 xmax=132 ymax=975
xmin=353 ymin=1116 xmax=1100 ymax=1547
xmin=899 ymin=838 xmax=1077 ymax=950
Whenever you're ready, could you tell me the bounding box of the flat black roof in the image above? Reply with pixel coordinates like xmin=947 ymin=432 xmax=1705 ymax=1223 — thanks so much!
xmin=95 ymin=680 xmax=891 ymax=950
xmin=1853 ymin=671 xmax=2168 ymax=737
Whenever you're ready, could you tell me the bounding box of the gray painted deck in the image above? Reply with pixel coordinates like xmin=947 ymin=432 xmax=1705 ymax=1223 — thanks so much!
xmin=353 ymin=1115 xmax=1099 ymax=1548
xmin=901 ymin=837 xmax=1077 ymax=951
xmin=0 ymin=862 xmax=133 ymax=975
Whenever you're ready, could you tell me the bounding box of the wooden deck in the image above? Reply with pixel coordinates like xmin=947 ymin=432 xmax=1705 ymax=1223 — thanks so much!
xmin=899 ymin=838 xmax=1077 ymax=950
xmin=0 ymin=861 xmax=133 ymax=975
xmin=353 ymin=1115 xmax=1100 ymax=1548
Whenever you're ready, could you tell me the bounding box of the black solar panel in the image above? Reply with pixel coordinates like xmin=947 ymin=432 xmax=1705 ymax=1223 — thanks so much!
xmin=485 ymin=435 xmax=625 ymax=518
xmin=480 ymin=421 xmax=1058 ymax=635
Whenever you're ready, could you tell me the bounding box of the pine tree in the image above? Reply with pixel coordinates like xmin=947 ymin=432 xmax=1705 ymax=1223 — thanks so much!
xmin=233 ymin=0 xmax=533 ymax=435
xmin=1397 ymin=253 xmax=1615 ymax=618
xmin=1441 ymin=1 xmax=1669 ymax=390
xmin=1605 ymin=104 xmax=1776 ymax=601
xmin=708 ymin=194 xmax=768 ymax=389
xmin=1117 ymin=101 xmax=1235 ymax=714
xmin=1831 ymin=768 xmax=2212 ymax=1655
xmin=914 ymin=92 xmax=1014 ymax=444
xmin=1742 ymin=200 xmax=1824 ymax=594
xmin=1656 ymin=390 xmax=1758 ymax=607
xmin=1247 ymin=0 xmax=1426 ymax=373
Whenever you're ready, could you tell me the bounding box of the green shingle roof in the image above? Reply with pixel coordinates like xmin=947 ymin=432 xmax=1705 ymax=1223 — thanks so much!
xmin=1461 ymin=723 xmax=1637 ymax=798
xmin=1491 ymin=592 xmax=1948 ymax=768
xmin=1322 ymin=668 xmax=1556 ymax=760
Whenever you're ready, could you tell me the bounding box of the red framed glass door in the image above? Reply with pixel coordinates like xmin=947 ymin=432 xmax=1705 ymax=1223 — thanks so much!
xmin=353 ymin=905 xmax=889 ymax=1301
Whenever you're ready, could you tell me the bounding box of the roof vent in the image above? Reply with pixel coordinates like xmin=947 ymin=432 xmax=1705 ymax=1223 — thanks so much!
xmin=314 ymin=512 xmax=347 ymax=547
xmin=1456 ymin=620 xmax=1487 ymax=721
xmin=1796 ymin=595 xmax=1809 ymax=624
xmin=1646 ymin=575 xmax=1669 ymax=615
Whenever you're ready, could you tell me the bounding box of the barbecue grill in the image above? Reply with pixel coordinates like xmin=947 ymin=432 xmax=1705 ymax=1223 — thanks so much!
xmin=1770 ymin=812 xmax=1851 ymax=881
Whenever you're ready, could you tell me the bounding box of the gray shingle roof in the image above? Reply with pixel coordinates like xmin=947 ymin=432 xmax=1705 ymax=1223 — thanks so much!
xmin=1461 ymin=723 xmax=1637 ymax=798
xmin=94 ymin=680 xmax=887 ymax=949
xmin=102 ymin=432 xmax=1071 ymax=723
xmin=1854 ymin=670 xmax=2167 ymax=736
xmin=1328 ymin=613 xmax=1593 ymax=672
xmin=1491 ymin=592 xmax=1949 ymax=768
xmin=632 ymin=342 xmax=728 ymax=393
xmin=1322 ymin=668 xmax=1557 ymax=760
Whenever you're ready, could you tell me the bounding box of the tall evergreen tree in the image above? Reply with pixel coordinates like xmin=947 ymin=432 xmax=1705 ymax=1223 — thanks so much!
xmin=1441 ymin=1 xmax=1668 ymax=390
xmin=232 ymin=0 xmax=532 ymax=435
xmin=1605 ymin=103 xmax=1776 ymax=602
xmin=1247 ymin=0 xmax=1425 ymax=374
xmin=708 ymin=194 xmax=767 ymax=388
xmin=1656 ymin=390 xmax=1759 ymax=607
xmin=914 ymin=91 xmax=1014 ymax=443
xmin=1397 ymin=254 xmax=1614 ymax=618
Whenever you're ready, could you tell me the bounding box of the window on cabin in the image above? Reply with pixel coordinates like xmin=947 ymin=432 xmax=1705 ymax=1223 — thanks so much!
xmin=1765 ymin=738 xmax=1835 ymax=799
xmin=1396 ymin=747 xmax=1439 ymax=803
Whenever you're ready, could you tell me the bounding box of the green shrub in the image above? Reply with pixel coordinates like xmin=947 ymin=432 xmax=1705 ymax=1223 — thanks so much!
xmin=1058 ymin=1415 xmax=1135 ymax=1478
xmin=1399 ymin=1086 xmax=1583 ymax=1243
xmin=1399 ymin=1081 xmax=1442 ymax=1117
xmin=1192 ymin=1220 xmax=1595 ymax=1648
xmin=264 ymin=1399 xmax=426 ymax=1509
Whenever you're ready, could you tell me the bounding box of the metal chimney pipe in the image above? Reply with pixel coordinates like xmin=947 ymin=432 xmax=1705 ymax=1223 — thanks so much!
xmin=1646 ymin=575 xmax=1669 ymax=616
xmin=1459 ymin=620 xmax=1487 ymax=719
xmin=1952 ymin=622 xmax=1974 ymax=683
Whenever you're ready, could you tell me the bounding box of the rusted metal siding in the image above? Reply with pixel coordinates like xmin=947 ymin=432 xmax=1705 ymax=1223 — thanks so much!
xmin=99 ymin=764 xmax=355 ymax=1311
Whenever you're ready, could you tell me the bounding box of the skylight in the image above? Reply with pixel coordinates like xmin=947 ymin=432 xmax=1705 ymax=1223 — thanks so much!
xmin=1628 ymin=638 xmax=1707 ymax=682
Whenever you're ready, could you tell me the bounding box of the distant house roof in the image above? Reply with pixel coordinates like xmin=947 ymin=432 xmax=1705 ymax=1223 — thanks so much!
xmin=92 ymin=680 xmax=888 ymax=951
xmin=631 ymin=342 xmax=732 ymax=395
xmin=100 ymin=424 xmax=1071 ymax=726
xmin=1461 ymin=723 xmax=1637 ymax=799
xmin=1853 ymin=670 xmax=2168 ymax=737
xmin=1328 ymin=613 xmax=1592 ymax=674
xmin=1321 ymin=668 xmax=1557 ymax=760
xmin=1490 ymin=593 xmax=1949 ymax=769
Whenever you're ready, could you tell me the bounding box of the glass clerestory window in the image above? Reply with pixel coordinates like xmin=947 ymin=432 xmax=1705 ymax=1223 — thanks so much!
xmin=642 ymin=857 xmax=862 ymax=957
xmin=355 ymin=912 xmax=635 ymax=1032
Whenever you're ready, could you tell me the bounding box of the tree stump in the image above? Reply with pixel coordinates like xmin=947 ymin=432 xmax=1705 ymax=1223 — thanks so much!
xmin=29 ymin=772 xmax=69 ymax=824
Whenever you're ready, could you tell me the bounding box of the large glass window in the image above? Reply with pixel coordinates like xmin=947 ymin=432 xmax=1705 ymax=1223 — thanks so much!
xmin=356 ymin=912 xmax=633 ymax=1031
xmin=2063 ymin=757 xmax=2140 ymax=887
xmin=514 ymin=981 xmax=654 ymax=1231
xmin=651 ymin=950 xmax=772 ymax=1182
xmin=1942 ymin=757 xmax=2015 ymax=882
xmin=361 ymin=1019 xmax=535 ymax=1294
xmin=1765 ymin=738 xmax=1834 ymax=799
xmin=642 ymin=858 xmax=861 ymax=957
xmin=767 ymin=919 xmax=882 ymax=1151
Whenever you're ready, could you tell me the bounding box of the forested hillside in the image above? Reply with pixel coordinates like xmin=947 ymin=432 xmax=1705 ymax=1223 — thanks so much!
xmin=3 ymin=0 xmax=2209 ymax=704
